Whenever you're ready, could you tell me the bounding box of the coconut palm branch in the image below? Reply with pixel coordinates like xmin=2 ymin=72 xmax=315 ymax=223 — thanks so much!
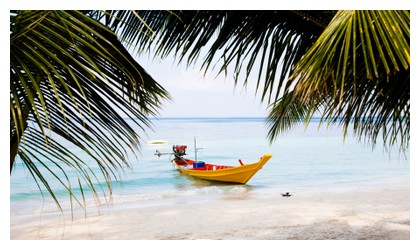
xmin=106 ymin=10 xmax=336 ymax=102
xmin=268 ymin=10 xmax=410 ymax=150
xmin=108 ymin=10 xmax=409 ymax=150
xmin=10 ymin=10 xmax=170 ymax=210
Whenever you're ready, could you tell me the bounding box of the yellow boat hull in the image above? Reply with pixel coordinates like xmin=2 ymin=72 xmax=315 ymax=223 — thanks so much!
xmin=173 ymin=154 xmax=272 ymax=184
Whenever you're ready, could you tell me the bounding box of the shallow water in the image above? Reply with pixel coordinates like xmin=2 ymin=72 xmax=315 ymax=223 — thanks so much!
xmin=10 ymin=117 xmax=410 ymax=213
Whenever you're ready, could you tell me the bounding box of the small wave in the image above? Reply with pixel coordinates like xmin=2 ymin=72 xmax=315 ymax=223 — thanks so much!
xmin=228 ymin=186 xmax=249 ymax=193
xmin=110 ymin=185 xmax=252 ymax=205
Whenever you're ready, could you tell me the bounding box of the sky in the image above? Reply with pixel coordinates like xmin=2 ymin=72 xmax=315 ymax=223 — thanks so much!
xmin=136 ymin=55 xmax=270 ymax=118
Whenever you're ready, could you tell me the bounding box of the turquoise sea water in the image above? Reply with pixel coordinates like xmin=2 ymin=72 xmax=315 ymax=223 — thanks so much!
xmin=10 ymin=117 xmax=410 ymax=212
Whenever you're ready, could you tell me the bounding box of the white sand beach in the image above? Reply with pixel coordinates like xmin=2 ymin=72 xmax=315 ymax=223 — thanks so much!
xmin=10 ymin=186 xmax=409 ymax=240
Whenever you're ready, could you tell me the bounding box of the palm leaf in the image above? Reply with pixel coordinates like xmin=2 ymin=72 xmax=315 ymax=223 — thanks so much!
xmin=107 ymin=10 xmax=337 ymax=103
xmin=268 ymin=10 xmax=409 ymax=150
xmin=10 ymin=10 xmax=170 ymax=209
xmin=104 ymin=10 xmax=409 ymax=150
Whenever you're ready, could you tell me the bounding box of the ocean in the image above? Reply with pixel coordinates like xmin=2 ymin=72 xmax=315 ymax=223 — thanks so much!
xmin=10 ymin=117 xmax=410 ymax=214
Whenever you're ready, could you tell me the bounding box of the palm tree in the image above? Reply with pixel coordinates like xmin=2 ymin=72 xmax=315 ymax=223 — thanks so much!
xmin=10 ymin=10 xmax=170 ymax=209
xmin=11 ymin=10 xmax=409 ymax=209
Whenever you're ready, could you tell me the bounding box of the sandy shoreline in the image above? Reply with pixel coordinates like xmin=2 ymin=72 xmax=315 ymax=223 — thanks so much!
xmin=10 ymin=186 xmax=409 ymax=240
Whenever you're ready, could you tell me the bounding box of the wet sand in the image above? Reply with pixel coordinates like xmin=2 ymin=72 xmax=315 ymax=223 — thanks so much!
xmin=10 ymin=186 xmax=409 ymax=240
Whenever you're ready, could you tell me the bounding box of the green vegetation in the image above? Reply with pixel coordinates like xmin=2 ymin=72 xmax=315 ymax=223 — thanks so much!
xmin=10 ymin=10 xmax=170 ymax=210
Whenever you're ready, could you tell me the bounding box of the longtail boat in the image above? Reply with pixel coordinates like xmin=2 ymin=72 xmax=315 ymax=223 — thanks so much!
xmin=155 ymin=143 xmax=272 ymax=184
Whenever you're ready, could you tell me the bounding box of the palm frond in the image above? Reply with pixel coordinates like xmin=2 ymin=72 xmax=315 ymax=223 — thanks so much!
xmin=268 ymin=10 xmax=410 ymax=150
xmin=266 ymin=91 xmax=320 ymax=142
xmin=108 ymin=10 xmax=337 ymax=103
xmin=10 ymin=10 xmax=170 ymax=209
xmin=105 ymin=10 xmax=409 ymax=150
